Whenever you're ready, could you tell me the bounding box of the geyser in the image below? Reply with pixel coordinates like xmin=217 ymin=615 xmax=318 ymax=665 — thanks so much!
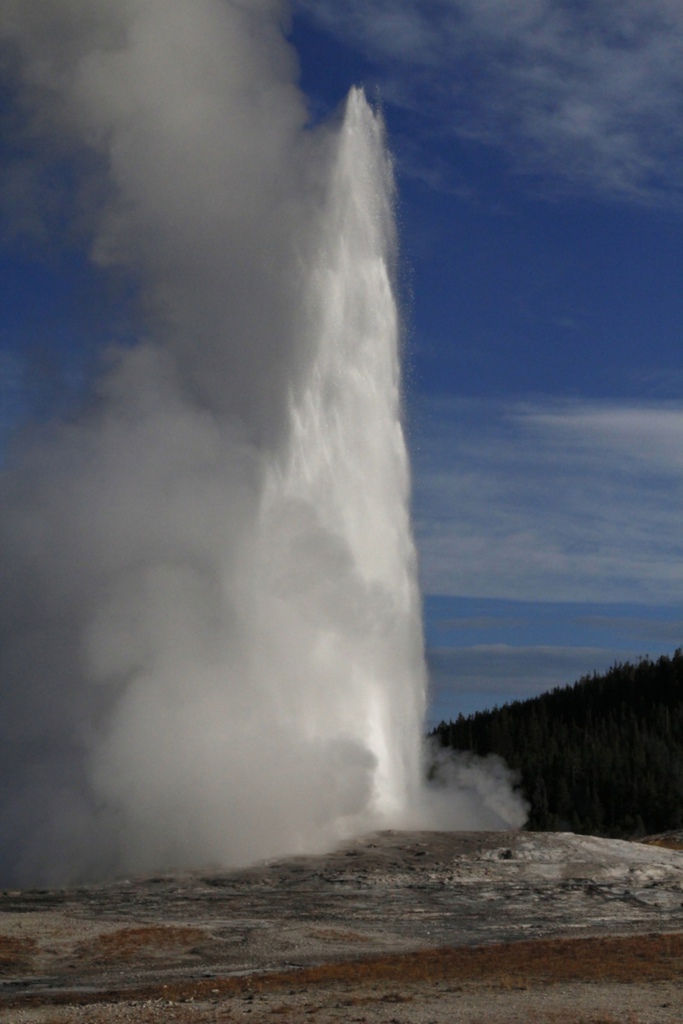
xmin=0 ymin=1 xmax=527 ymax=886
xmin=0 ymin=0 xmax=426 ymax=884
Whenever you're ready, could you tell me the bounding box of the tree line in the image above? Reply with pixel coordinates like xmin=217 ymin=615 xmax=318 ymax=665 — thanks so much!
xmin=430 ymin=649 xmax=683 ymax=836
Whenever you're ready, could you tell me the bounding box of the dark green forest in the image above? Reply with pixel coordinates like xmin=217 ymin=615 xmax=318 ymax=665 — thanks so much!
xmin=431 ymin=649 xmax=683 ymax=837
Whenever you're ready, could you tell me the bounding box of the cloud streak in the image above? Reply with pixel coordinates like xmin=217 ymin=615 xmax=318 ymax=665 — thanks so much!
xmin=414 ymin=397 xmax=683 ymax=602
xmin=429 ymin=643 xmax=626 ymax=697
xmin=426 ymin=642 xmax=639 ymax=723
xmin=296 ymin=0 xmax=683 ymax=201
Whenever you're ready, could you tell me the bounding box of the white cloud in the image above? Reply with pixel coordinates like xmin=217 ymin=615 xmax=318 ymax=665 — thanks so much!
xmin=413 ymin=397 xmax=683 ymax=602
xmin=295 ymin=0 xmax=683 ymax=201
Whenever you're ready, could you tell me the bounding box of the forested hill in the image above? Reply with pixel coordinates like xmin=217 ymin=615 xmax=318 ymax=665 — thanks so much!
xmin=431 ymin=649 xmax=683 ymax=837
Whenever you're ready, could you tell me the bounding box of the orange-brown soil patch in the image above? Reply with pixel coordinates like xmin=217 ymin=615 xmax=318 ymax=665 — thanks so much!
xmin=0 ymin=934 xmax=37 ymax=973
xmin=7 ymin=931 xmax=683 ymax=1010
xmin=78 ymin=925 xmax=207 ymax=963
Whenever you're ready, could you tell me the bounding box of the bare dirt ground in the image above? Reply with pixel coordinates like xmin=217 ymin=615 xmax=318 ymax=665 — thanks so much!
xmin=2 ymin=830 xmax=683 ymax=1023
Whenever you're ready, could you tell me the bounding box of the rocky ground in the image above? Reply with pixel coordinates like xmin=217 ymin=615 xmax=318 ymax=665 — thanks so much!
xmin=2 ymin=830 xmax=683 ymax=1022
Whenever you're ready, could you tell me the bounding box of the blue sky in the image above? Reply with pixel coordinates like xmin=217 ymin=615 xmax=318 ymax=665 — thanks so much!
xmin=2 ymin=0 xmax=682 ymax=725
xmin=291 ymin=1 xmax=683 ymax=722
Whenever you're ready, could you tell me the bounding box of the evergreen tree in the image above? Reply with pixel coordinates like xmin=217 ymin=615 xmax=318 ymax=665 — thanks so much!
xmin=431 ymin=649 xmax=683 ymax=837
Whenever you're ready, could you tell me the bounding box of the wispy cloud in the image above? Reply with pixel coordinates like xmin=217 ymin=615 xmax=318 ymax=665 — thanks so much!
xmin=574 ymin=615 xmax=683 ymax=644
xmin=413 ymin=397 xmax=683 ymax=603
xmin=423 ymin=594 xmax=681 ymax=719
xmin=429 ymin=643 xmax=625 ymax=694
xmin=426 ymin=642 xmax=630 ymax=720
xmin=436 ymin=615 xmax=529 ymax=632
xmin=295 ymin=0 xmax=683 ymax=201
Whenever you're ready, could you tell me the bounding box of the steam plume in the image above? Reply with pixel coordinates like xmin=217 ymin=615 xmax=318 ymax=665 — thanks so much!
xmin=0 ymin=0 xmax=525 ymax=885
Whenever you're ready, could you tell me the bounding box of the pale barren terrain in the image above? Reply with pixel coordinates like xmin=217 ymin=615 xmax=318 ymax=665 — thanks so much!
xmin=2 ymin=830 xmax=683 ymax=1023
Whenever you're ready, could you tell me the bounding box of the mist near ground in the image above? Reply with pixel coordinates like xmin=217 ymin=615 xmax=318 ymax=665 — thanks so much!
xmin=0 ymin=0 xmax=527 ymax=887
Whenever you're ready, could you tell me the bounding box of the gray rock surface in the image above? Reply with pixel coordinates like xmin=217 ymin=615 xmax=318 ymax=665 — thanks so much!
xmin=1 ymin=829 xmax=683 ymax=1008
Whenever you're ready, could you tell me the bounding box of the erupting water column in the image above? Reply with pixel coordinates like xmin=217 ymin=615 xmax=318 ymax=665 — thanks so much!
xmin=0 ymin=1 xmax=430 ymax=883
xmin=88 ymin=87 xmax=428 ymax=871
xmin=260 ymin=89 xmax=427 ymax=827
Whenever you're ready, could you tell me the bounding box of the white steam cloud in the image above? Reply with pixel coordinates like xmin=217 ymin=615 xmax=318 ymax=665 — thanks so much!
xmin=0 ymin=0 xmax=526 ymax=886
